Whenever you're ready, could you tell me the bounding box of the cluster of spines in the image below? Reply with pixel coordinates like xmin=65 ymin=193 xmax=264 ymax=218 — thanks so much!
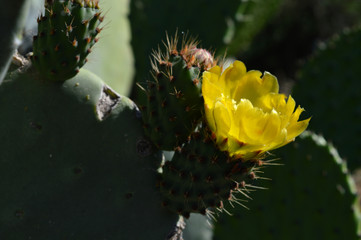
xmin=139 ymin=35 xmax=216 ymax=150
xmin=31 ymin=0 xmax=103 ymax=81
xmin=157 ymin=131 xmax=261 ymax=218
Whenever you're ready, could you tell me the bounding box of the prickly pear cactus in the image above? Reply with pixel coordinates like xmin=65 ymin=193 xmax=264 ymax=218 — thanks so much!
xmin=138 ymin=36 xmax=214 ymax=150
xmin=0 ymin=0 xmax=179 ymax=238
xmin=214 ymin=131 xmax=361 ymax=240
xmin=32 ymin=0 xmax=103 ymax=81
xmin=293 ymin=27 xmax=361 ymax=171
xmin=0 ymin=63 xmax=178 ymax=239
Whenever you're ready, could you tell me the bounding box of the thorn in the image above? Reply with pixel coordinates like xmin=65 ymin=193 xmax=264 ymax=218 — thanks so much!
xmin=54 ymin=44 xmax=60 ymax=51
xmin=192 ymin=78 xmax=199 ymax=85
xmin=96 ymin=27 xmax=103 ymax=34
xmin=50 ymin=29 xmax=56 ymax=35
xmin=85 ymin=37 xmax=91 ymax=43
xmin=170 ymin=49 xmax=178 ymax=56
xmin=94 ymin=12 xmax=101 ymax=19
xmin=248 ymin=172 xmax=256 ymax=180
xmin=87 ymin=48 xmax=92 ymax=54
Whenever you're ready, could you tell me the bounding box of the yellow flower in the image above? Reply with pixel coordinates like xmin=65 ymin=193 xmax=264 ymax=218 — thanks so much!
xmin=202 ymin=60 xmax=310 ymax=160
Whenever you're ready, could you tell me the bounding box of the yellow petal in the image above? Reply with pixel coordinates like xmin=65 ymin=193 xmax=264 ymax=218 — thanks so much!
xmin=202 ymin=71 xmax=222 ymax=108
xmin=220 ymin=61 xmax=247 ymax=96
xmin=286 ymin=118 xmax=311 ymax=140
xmin=202 ymin=60 xmax=310 ymax=160
xmin=213 ymin=100 xmax=232 ymax=146
xmin=261 ymin=72 xmax=279 ymax=94
xmin=204 ymin=103 xmax=216 ymax=133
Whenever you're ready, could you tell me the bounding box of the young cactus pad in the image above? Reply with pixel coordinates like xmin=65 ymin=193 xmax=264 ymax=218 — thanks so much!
xmin=139 ymin=36 xmax=215 ymax=150
xmin=214 ymin=131 xmax=361 ymax=240
xmin=0 ymin=64 xmax=178 ymax=239
xmin=31 ymin=0 xmax=103 ymax=81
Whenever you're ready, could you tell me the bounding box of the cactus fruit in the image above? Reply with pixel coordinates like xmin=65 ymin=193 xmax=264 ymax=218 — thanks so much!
xmin=0 ymin=63 xmax=178 ymax=238
xmin=31 ymin=0 xmax=103 ymax=81
xmin=157 ymin=130 xmax=259 ymax=218
xmin=293 ymin=27 xmax=361 ymax=171
xmin=138 ymin=35 xmax=215 ymax=150
xmin=214 ymin=131 xmax=361 ymax=240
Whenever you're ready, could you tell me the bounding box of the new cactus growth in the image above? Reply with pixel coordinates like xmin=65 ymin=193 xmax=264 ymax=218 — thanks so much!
xmin=32 ymin=0 xmax=103 ymax=81
xmin=138 ymin=35 xmax=215 ymax=150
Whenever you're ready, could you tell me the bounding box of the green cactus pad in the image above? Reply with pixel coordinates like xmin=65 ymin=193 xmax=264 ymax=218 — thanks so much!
xmin=0 ymin=65 xmax=178 ymax=239
xmin=139 ymin=38 xmax=214 ymax=150
xmin=31 ymin=0 xmax=103 ymax=82
xmin=214 ymin=132 xmax=361 ymax=240
xmin=158 ymin=131 xmax=258 ymax=218
xmin=293 ymin=27 xmax=361 ymax=171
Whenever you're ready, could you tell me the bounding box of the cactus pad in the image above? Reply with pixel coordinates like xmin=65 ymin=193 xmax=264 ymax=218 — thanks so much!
xmin=293 ymin=27 xmax=361 ymax=171
xmin=31 ymin=0 xmax=103 ymax=81
xmin=139 ymin=37 xmax=215 ymax=150
xmin=214 ymin=132 xmax=361 ymax=240
xmin=158 ymin=131 xmax=258 ymax=218
xmin=0 ymin=65 xmax=178 ymax=239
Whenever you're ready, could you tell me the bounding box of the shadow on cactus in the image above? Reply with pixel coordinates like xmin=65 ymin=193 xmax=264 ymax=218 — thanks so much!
xmin=214 ymin=131 xmax=361 ymax=240
xmin=0 ymin=0 xmax=315 ymax=239
xmin=293 ymin=26 xmax=361 ymax=172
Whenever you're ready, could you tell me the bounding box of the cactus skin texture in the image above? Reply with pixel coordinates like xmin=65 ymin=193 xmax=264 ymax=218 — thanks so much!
xmin=32 ymin=0 xmax=103 ymax=81
xmin=214 ymin=131 xmax=361 ymax=240
xmin=139 ymin=37 xmax=214 ymax=150
xmin=158 ymin=131 xmax=259 ymax=218
xmin=293 ymin=27 xmax=361 ymax=172
xmin=0 ymin=65 xmax=178 ymax=239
